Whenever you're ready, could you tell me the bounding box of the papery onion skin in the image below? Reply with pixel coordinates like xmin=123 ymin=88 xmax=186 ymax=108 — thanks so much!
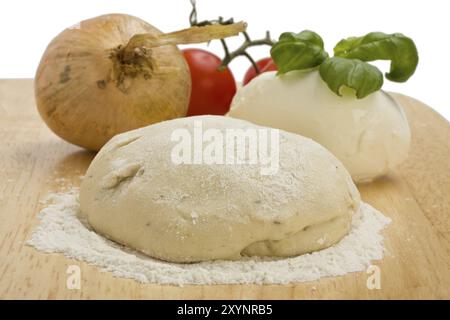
xmin=35 ymin=14 xmax=191 ymax=151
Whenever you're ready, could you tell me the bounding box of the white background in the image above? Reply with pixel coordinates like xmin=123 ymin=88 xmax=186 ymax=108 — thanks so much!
xmin=0 ymin=0 xmax=448 ymax=119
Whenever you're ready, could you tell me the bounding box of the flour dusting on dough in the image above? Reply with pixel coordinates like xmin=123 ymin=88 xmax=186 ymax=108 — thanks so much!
xmin=27 ymin=188 xmax=391 ymax=286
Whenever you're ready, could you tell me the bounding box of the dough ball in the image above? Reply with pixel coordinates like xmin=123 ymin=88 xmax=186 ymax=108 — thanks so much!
xmin=228 ymin=71 xmax=411 ymax=183
xmin=79 ymin=116 xmax=360 ymax=263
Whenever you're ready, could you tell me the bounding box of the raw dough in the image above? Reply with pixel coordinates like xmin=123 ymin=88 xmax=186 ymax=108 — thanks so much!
xmin=79 ymin=116 xmax=360 ymax=263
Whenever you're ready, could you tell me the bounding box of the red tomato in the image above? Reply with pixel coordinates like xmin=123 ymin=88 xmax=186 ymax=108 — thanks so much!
xmin=182 ymin=48 xmax=237 ymax=116
xmin=242 ymin=57 xmax=277 ymax=85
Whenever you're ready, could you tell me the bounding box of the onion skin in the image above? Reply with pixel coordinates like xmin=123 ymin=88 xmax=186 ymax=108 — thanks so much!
xmin=35 ymin=14 xmax=191 ymax=151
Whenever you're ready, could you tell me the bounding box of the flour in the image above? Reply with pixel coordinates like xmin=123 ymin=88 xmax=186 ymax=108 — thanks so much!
xmin=27 ymin=188 xmax=391 ymax=286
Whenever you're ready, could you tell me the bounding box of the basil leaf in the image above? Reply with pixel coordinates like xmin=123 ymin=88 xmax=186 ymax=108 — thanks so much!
xmin=334 ymin=32 xmax=418 ymax=82
xmin=271 ymin=30 xmax=328 ymax=74
xmin=319 ymin=57 xmax=384 ymax=99
xmin=278 ymin=30 xmax=325 ymax=48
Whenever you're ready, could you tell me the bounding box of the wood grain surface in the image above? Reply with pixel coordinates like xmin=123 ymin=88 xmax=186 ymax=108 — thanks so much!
xmin=0 ymin=79 xmax=449 ymax=299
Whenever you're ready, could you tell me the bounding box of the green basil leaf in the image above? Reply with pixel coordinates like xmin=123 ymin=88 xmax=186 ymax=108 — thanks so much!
xmin=319 ymin=57 xmax=384 ymax=99
xmin=271 ymin=30 xmax=328 ymax=74
xmin=334 ymin=32 xmax=418 ymax=82
xmin=278 ymin=30 xmax=325 ymax=48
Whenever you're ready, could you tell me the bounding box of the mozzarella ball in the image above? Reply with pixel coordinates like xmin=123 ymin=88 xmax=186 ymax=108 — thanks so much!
xmin=228 ymin=71 xmax=411 ymax=183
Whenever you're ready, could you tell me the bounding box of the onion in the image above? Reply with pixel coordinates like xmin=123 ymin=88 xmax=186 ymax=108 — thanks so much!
xmin=35 ymin=14 xmax=245 ymax=150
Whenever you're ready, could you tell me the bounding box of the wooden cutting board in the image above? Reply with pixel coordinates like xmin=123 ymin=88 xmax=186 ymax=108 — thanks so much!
xmin=0 ymin=79 xmax=449 ymax=299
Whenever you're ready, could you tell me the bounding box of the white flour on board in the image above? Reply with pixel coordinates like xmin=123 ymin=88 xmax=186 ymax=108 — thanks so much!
xmin=27 ymin=188 xmax=391 ymax=286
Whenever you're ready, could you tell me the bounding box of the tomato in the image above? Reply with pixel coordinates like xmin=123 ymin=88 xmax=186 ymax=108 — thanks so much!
xmin=182 ymin=48 xmax=237 ymax=116
xmin=242 ymin=57 xmax=277 ymax=85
